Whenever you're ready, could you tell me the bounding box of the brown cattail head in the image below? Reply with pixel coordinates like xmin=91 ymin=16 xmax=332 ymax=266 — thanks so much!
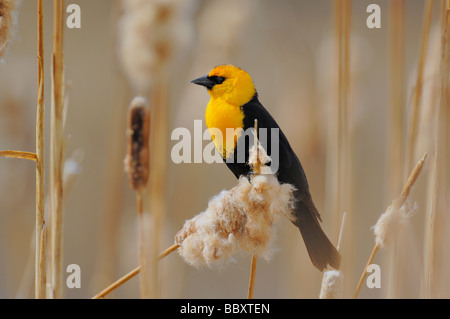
xmin=0 ymin=0 xmax=19 ymax=61
xmin=124 ymin=96 xmax=150 ymax=192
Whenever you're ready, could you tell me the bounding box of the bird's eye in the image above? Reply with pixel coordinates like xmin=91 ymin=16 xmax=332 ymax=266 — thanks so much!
xmin=215 ymin=76 xmax=225 ymax=84
xmin=209 ymin=76 xmax=226 ymax=85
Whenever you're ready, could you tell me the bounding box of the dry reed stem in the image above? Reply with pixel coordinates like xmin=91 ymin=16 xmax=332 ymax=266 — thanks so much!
xmin=0 ymin=150 xmax=37 ymax=161
xmin=125 ymin=96 xmax=151 ymax=298
xmin=38 ymin=223 xmax=46 ymax=298
xmin=422 ymin=24 xmax=441 ymax=298
xmin=146 ymin=80 xmax=170 ymax=298
xmin=50 ymin=0 xmax=65 ymax=299
xmin=353 ymin=244 xmax=379 ymax=299
xmin=334 ymin=0 xmax=353 ymax=295
xmin=15 ymin=151 xmax=83 ymax=298
xmin=388 ymin=0 xmax=406 ymax=198
xmin=247 ymin=121 xmax=259 ymax=300
xmin=35 ymin=0 xmax=46 ymax=299
xmin=427 ymin=0 xmax=450 ymax=297
xmin=399 ymin=154 xmax=428 ymax=204
xmin=334 ymin=0 xmax=343 ymax=228
xmin=342 ymin=0 xmax=352 ymax=219
xmin=425 ymin=146 xmax=437 ymax=298
xmin=337 ymin=212 xmax=347 ymax=252
xmin=353 ymin=153 xmax=427 ymax=299
xmin=91 ymin=244 xmax=180 ymax=299
xmin=405 ymin=0 xmax=434 ymax=176
xmin=136 ymin=192 xmax=147 ymax=298
xmin=16 ymin=150 xmax=83 ymax=299
xmin=247 ymin=255 xmax=258 ymax=299
xmin=387 ymin=1 xmax=405 ymax=298
xmin=333 ymin=0 xmax=352 ymax=233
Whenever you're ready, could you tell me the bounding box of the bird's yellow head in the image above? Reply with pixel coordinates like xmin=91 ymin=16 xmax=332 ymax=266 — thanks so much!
xmin=191 ymin=64 xmax=256 ymax=106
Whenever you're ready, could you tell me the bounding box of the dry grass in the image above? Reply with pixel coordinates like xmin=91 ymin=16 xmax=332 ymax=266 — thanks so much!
xmin=49 ymin=0 xmax=65 ymax=299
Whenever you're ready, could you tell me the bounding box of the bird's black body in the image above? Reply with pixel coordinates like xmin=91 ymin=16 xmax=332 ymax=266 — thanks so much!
xmin=227 ymin=93 xmax=341 ymax=271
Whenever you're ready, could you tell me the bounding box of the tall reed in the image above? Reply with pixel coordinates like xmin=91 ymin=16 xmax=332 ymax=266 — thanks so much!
xmin=124 ymin=96 xmax=151 ymax=297
xmin=0 ymin=0 xmax=47 ymax=299
xmin=333 ymin=0 xmax=353 ymax=296
xmin=50 ymin=0 xmax=65 ymax=299
xmin=428 ymin=0 xmax=450 ymax=297
xmin=405 ymin=0 xmax=434 ymax=176
xmin=386 ymin=0 xmax=405 ymax=298
xmin=35 ymin=0 xmax=46 ymax=299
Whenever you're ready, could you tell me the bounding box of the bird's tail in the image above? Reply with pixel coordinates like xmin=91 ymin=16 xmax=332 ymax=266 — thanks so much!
xmin=293 ymin=198 xmax=341 ymax=272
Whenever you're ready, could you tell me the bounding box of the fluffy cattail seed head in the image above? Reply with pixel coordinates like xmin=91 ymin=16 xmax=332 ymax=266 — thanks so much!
xmin=117 ymin=0 xmax=190 ymax=91
xmin=319 ymin=270 xmax=344 ymax=299
xmin=174 ymin=142 xmax=296 ymax=267
xmin=372 ymin=199 xmax=417 ymax=248
xmin=124 ymin=96 xmax=150 ymax=192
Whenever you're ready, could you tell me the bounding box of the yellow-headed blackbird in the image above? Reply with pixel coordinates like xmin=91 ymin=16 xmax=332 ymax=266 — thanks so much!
xmin=191 ymin=64 xmax=341 ymax=271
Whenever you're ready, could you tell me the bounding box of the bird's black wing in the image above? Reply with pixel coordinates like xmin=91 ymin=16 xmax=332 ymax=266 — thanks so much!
xmin=240 ymin=94 xmax=318 ymax=218
xmin=240 ymin=94 xmax=341 ymax=271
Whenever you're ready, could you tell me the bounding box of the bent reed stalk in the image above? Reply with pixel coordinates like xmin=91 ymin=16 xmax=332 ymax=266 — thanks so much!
xmin=91 ymin=244 xmax=180 ymax=299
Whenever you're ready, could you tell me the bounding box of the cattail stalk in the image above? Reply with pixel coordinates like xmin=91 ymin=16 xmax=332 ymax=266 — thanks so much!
xmin=353 ymin=153 xmax=427 ymax=299
xmin=15 ymin=151 xmax=83 ymax=299
xmin=338 ymin=0 xmax=352 ymax=226
xmin=50 ymin=0 xmax=65 ymax=299
xmin=388 ymin=0 xmax=406 ymax=197
xmin=35 ymin=0 xmax=46 ymax=299
xmin=405 ymin=0 xmax=434 ymax=176
xmin=247 ymin=120 xmax=259 ymax=300
xmin=91 ymin=244 xmax=180 ymax=299
xmin=334 ymin=0 xmax=353 ymax=295
xmin=146 ymin=79 xmax=170 ymax=298
xmin=427 ymin=0 xmax=450 ymax=297
xmin=247 ymin=255 xmax=258 ymax=299
xmin=124 ymin=96 xmax=151 ymax=298
xmin=386 ymin=0 xmax=405 ymax=298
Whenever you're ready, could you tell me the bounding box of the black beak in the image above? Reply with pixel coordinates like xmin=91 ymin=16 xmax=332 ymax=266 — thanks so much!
xmin=191 ymin=75 xmax=215 ymax=90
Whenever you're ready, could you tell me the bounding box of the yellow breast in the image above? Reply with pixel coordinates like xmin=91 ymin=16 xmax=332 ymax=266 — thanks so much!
xmin=205 ymin=98 xmax=244 ymax=159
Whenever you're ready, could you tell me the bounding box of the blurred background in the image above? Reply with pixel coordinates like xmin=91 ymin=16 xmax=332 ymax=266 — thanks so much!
xmin=0 ymin=0 xmax=448 ymax=299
